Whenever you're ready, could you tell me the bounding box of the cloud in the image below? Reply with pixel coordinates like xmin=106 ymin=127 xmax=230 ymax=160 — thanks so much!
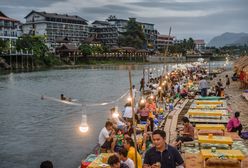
xmin=0 ymin=0 xmax=247 ymax=41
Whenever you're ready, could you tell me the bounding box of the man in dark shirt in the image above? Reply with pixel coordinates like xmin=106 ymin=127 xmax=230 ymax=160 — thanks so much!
xmin=143 ymin=130 xmax=184 ymax=168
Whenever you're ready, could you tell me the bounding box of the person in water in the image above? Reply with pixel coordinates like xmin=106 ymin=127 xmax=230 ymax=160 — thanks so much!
xmin=61 ymin=94 xmax=66 ymax=100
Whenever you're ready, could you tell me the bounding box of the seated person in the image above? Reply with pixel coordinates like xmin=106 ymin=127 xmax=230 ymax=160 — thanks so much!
xmin=123 ymin=137 xmax=143 ymax=168
xmin=98 ymin=121 xmax=116 ymax=153
xmin=108 ymin=154 xmax=129 ymax=168
xmin=145 ymin=98 xmax=156 ymax=113
xmin=141 ymin=125 xmax=153 ymax=152
xmin=110 ymin=107 xmax=126 ymax=130
xmin=180 ymin=86 xmax=188 ymax=98
xmin=137 ymin=104 xmax=149 ymax=122
xmin=227 ymin=112 xmax=243 ymax=136
xmin=118 ymin=148 xmax=135 ymax=168
xmin=115 ymin=129 xmax=124 ymax=152
xmin=124 ymin=121 xmax=133 ymax=138
xmin=123 ymin=103 xmax=133 ymax=122
xmin=174 ymin=117 xmax=194 ymax=148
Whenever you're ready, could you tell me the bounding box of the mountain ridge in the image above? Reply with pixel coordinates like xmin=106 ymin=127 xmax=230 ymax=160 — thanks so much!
xmin=208 ymin=32 xmax=248 ymax=47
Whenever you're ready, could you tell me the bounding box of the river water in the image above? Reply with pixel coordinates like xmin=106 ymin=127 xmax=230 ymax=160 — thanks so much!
xmin=0 ymin=62 xmax=231 ymax=168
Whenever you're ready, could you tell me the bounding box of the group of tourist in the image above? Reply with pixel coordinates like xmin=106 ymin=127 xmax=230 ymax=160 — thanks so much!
xmin=37 ymin=63 xmax=246 ymax=168
xmin=96 ymin=67 xmax=205 ymax=168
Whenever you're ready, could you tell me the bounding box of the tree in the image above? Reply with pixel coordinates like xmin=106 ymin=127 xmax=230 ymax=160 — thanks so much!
xmin=187 ymin=37 xmax=195 ymax=50
xmin=16 ymin=35 xmax=58 ymax=66
xmin=0 ymin=39 xmax=8 ymax=54
xmin=118 ymin=18 xmax=146 ymax=49
xmin=79 ymin=44 xmax=92 ymax=56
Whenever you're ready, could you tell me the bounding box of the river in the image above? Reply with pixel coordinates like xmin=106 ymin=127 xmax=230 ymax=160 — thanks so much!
xmin=0 ymin=62 xmax=231 ymax=168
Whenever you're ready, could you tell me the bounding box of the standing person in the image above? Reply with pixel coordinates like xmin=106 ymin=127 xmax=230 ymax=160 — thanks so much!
xmin=139 ymin=78 xmax=145 ymax=92
xmin=199 ymin=77 xmax=208 ymax=97
xmin=98 ymin=121 xmax=116 ymax=152
xmin=132 ymin=85 xmax=137 ymax=102
xmin=217 ymin=79 xmax=223 ymax=88
xmin=118 ymin=148 xmax=135 ymax=168
xmin=227 ymin=112 xmax=243 ymax=136
xmin=143 ymin=130 xmax=184 ymax=168
xmin=226 ymin=75 xmax=230 ymax=88
xmin=123 ymin=137 xmax=143 ymax=168
xmin=216 ymin=79 xmax=223 ymax=96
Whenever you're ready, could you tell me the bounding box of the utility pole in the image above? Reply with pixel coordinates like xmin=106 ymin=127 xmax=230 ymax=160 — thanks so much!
xmin=164 ymin=26 xmax=172 ymax=57
xmin=128 ymin=68 xmax=138 ymax=168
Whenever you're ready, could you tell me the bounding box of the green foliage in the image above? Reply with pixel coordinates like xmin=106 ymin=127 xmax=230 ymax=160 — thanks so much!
xmin=16 ymin=35 xmax=60 ymax=66
xmin=206 ymin=45 xmax=248 ymax=56
xmin=118 ymin=18 xmax=146 ymax=49
xmin=43 ymin=53 xmax=62 ymax=66
xmin=91 ymin=45 xmax=104 ymax=54
xmin=0 ymin=39 xmax=8 ymax=53
xmin=79 ymin=44 xmax=92 ymax=56
xmin=79 ymin=43 xmax=107 ymax=55
xmin=167 ymin=37 xmax=196 ymax=55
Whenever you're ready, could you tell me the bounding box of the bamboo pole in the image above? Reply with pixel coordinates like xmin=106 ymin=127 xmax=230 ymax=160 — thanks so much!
xmin=143 ymin=68 xmax=145 ymax=95
xmin=128 ymin=68 xmax=138 ymax=168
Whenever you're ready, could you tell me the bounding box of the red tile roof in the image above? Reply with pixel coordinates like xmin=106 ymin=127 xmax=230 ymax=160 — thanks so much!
xmin=0 ymin=16 xmax=19 ymax=22
xmin=194 ymin=40 xmax=205 ymax=45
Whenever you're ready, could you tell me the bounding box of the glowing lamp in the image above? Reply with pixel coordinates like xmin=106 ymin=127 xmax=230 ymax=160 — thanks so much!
xmin=150 ymin=95 xmax=154 ymax=99
xmin=140 ymin=97 xmax=146 ymax=104
xmin=127 ymin=97 xmax=132 ymax=102
xmin=79 ymin=114 xmax=89 ymax=133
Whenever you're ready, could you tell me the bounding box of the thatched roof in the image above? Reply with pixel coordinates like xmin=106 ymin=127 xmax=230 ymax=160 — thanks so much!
xmin=234 ymin=56 xmax=248 ymax=72
xmin=234 ymin=56 xmax=248 ymax=67
xmin=56 ymin=44 xmax=79 ymax=52
xmin=243 ymin=65 xmax=248 ymax=72
xmin=55 ymin=37 xmax=70 ymax=43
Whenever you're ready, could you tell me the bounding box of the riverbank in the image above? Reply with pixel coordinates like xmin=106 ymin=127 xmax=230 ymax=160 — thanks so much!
xmin=211 ymin=70 xmax=248 ymax=146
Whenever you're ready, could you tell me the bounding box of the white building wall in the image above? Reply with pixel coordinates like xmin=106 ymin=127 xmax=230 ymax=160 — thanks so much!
xmin=26 ymin=14 xmax=45 ymax=22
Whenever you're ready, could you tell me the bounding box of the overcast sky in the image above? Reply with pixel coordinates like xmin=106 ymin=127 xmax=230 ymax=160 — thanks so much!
xmin=0 ymin=0 xmax=247 ymax=42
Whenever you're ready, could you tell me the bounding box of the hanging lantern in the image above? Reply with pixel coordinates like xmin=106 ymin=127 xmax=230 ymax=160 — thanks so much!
xmin=140 ymin=97 xmax=146 ymax=104
xmin=127 ymin=96 xmax=132 ymax=102
xmin=79 ymin=114 xmax=89 ymax=133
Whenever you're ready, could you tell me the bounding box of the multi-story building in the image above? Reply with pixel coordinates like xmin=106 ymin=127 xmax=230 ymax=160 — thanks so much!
xmin=22 ymin=10 xmax=89 ymax=49
xmin=156 ymin=34 xmax=175 ymax=50
xmin=89 ymin=20 xmax=118 ymax=47
xmin=174 ymin=39 xmax=183 ymax=44
xmin=140 ymin=21 xmax=157 ymax=50
xmin=107 ymin=17 xmax=157 ymax=50
xmin=0 ymin=11 xmax=21 ymax=41
xmin=194 ymin=39 xmax=206 ymax=51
